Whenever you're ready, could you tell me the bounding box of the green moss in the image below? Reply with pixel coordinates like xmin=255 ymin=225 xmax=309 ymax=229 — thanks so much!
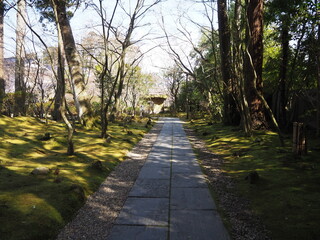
xmin=0 ymin=116 xmax=150 ymax=240
xmin=187 ymin=118 xmax=320 ymax=240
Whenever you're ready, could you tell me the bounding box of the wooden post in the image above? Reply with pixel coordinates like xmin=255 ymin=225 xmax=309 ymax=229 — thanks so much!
xmin=292 ymin=122 xmax=307 ymax=156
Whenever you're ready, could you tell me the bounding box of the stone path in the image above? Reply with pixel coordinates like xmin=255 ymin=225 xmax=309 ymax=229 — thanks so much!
xmin=107 ymin=118 xmax=230 ymax=240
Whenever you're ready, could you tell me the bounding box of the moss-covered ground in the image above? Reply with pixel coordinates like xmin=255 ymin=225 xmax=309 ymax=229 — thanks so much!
xmin=186 ymin=117 xmax=320 ymax=240
xmin=0 ymin=116 xmax=150 ymax=240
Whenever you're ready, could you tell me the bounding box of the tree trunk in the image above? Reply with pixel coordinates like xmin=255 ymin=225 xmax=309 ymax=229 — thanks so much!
xmin=53 ymin=29 xmax=64 ymax=121
xmin=317 ymin=1 xmax=320 ymax=137
xmin=52 ymin=5 xmax=75 ymax=154
xmin=112 ymin=55 xmax=126 ymax=118
xmin=0 ymin=3 xmax=4 ymax=114
xmin=245 ymin=0 xmax=284 ymax=145
xmin=217 ymin=0 xmax=238 ymax=125
xmin=277 ymin=23 xmax=289 ymax=128
xmin=51 ymin=0 xmax=91 ymax=124
xmin=233 ymin=0 xmax=252 ymax=134
xmin=244 ymin=0 xmax=267 ymax=129
xmin=14 ymin=0 xmax=27 ymax=116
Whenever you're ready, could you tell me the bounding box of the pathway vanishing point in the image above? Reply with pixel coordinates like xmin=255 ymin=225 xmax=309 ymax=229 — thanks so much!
xmin=107 ymin=118 xmax=230 ymax=240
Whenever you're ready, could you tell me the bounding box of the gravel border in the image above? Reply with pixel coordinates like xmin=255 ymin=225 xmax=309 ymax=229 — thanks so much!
xmin=57 ymin=122 xmax=163 ymax=240
xmin=184 ymin=124 xmax=271 ymax=240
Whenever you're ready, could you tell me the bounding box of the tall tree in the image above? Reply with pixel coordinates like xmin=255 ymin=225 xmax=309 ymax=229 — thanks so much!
xmin=111 ymin=0 xmax=162 ymax=118
xmin=14 ymin=0 xmax=27 ymax=116
xmin=51 ymin=0 xmax=91 ymax=124
xmin=246 ymin=0 xmax=284 ymax=144
xmin=265 ymin=0 xmax=304 ymax=128
xmin=217 ymin=0 xmax=238 ymax=125
xmin=245 ymin=0 xmax=267 ymax=129
xmin=232 ymin=0 xmax=252 ymax=134
xmin=316 ymin=0 xmax=320 ymax=137
xmin=0 ymin=2 xmax=4 ymax=114
xmin=165 ymin=65 xmax=183 ymax=114
xmin=52 ymin=32 xmax=64 ymax=121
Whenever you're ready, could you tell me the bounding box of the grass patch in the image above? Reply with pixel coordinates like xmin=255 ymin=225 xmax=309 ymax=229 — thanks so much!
xmin=186 ymin=118 xmax=320 ymax=240
xmin=0 ymin=116 xmax=150 ymax=240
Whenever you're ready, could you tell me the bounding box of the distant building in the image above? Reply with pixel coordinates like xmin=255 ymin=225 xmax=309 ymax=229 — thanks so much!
xmin=146 ymin=85 xmax=168 ymax=114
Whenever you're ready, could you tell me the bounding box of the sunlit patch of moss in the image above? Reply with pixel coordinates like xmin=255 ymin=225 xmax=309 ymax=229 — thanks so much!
xmin=186 ymin=118 xmax=320 ymax=240
xmin=0 ymin=115 xmax=150 ymax=240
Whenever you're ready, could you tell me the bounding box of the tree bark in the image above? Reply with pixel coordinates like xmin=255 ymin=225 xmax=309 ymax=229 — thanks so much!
xmin=51 ymin=0 xmax=91 ymax=124
xmin=277 ymin=23 xmax=289 ymax=128
xmin=52 ymin=29 xmax=64 ymax=121
xmin=14 ymin=0 xmax=27 ymax=116
xmin=245 ymin=0 xmax=267 ymax=129
xmin=217 ymin=0 xmax=238 ymax=125
xmin=56 ymin=20 xmax=74 ymax=155
xmin=317 ymin=0 xmax=320 ymax=137
xmin=233 ymin=0 xmax=252 ymax=134
xmin=0 ymin=3 xmax=4 ymax=114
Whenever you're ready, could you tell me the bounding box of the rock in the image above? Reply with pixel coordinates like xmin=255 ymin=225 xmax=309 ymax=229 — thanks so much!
xmin=53 ymin=168 xmax=60 ymax=175
xmin=31 ymin=167 xmax=50 ymax=175
xmin=69 ymin=184 xmax=85 ymax=202
xmin=245 ymin=171 xmax=260 ymax=184
xmin=211 ymin=135 xmax=219 ymax=141
xmin=254 ymin=137 xmax=262 ymax=143
xmin=54 ymin=177 xmax=62 ymax=183
xmin=91 ymin=160 xmax=104 ymax=170
xmin=40 ymin=132 xmax=51 ymax=141
xmin=105 ymin=136 xmax=112 ymax=143
xmin=233 ymin=151 xmax=241 ymax=157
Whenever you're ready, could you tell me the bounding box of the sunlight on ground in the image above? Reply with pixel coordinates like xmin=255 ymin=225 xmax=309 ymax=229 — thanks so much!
xmin=0 ymin=116 xmax=150 ymax=240
xmin=186 ymin=117 xmax=320 ymax=240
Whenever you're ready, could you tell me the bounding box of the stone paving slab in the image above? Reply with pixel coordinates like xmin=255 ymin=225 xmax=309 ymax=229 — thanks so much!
xmin=170 ymin=210 xmax=230 ymax=240
xmin=129 ymin=179 xmax=170 ymax=198
xmin=143 ymin=159 xmax=171 ymax=168
xmin=107 ymin=225 xmax=167 ymax=240
xmin=115 ymin=198 xmax=169 ymax=226
xmin=170 ymin=188 xmax=216 ymax=210
xmin=172 ymin=154 xmax=197 ymax=163
xmin=171 ymin=173 xmax=207 ymax=188
xmin=138 ymin=166 xmax=170 ymax=179
xmin=147 ymin=151 xmax=171 ymax=159
xmin=171 ymin=163 xmax=202 ymax=173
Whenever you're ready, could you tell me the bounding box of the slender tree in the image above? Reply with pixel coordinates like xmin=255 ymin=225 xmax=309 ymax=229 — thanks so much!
xmin=52 ymin=31 xmax=64 ymax=121
xmin=165 ymin=65 xmax=183 ymax=114
xmin=316 ymin=0 xmax=320 ymax=137
xmin=232 ymin=0 xmax=252 ymax=134
xmin=0 ymin=2 xmax=5 ymax=114
xmin=111 ymin=0 xmax=162 ymax=118
xmin=51 ymin=0 xmax=92 ymax=124
xmin=217 ymin=0 xmax=238 ymax=125
xmin=14 ymin=0 xmax=27 ymax=116
xmin=245 ymin=0 xmax=267 ymax=129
